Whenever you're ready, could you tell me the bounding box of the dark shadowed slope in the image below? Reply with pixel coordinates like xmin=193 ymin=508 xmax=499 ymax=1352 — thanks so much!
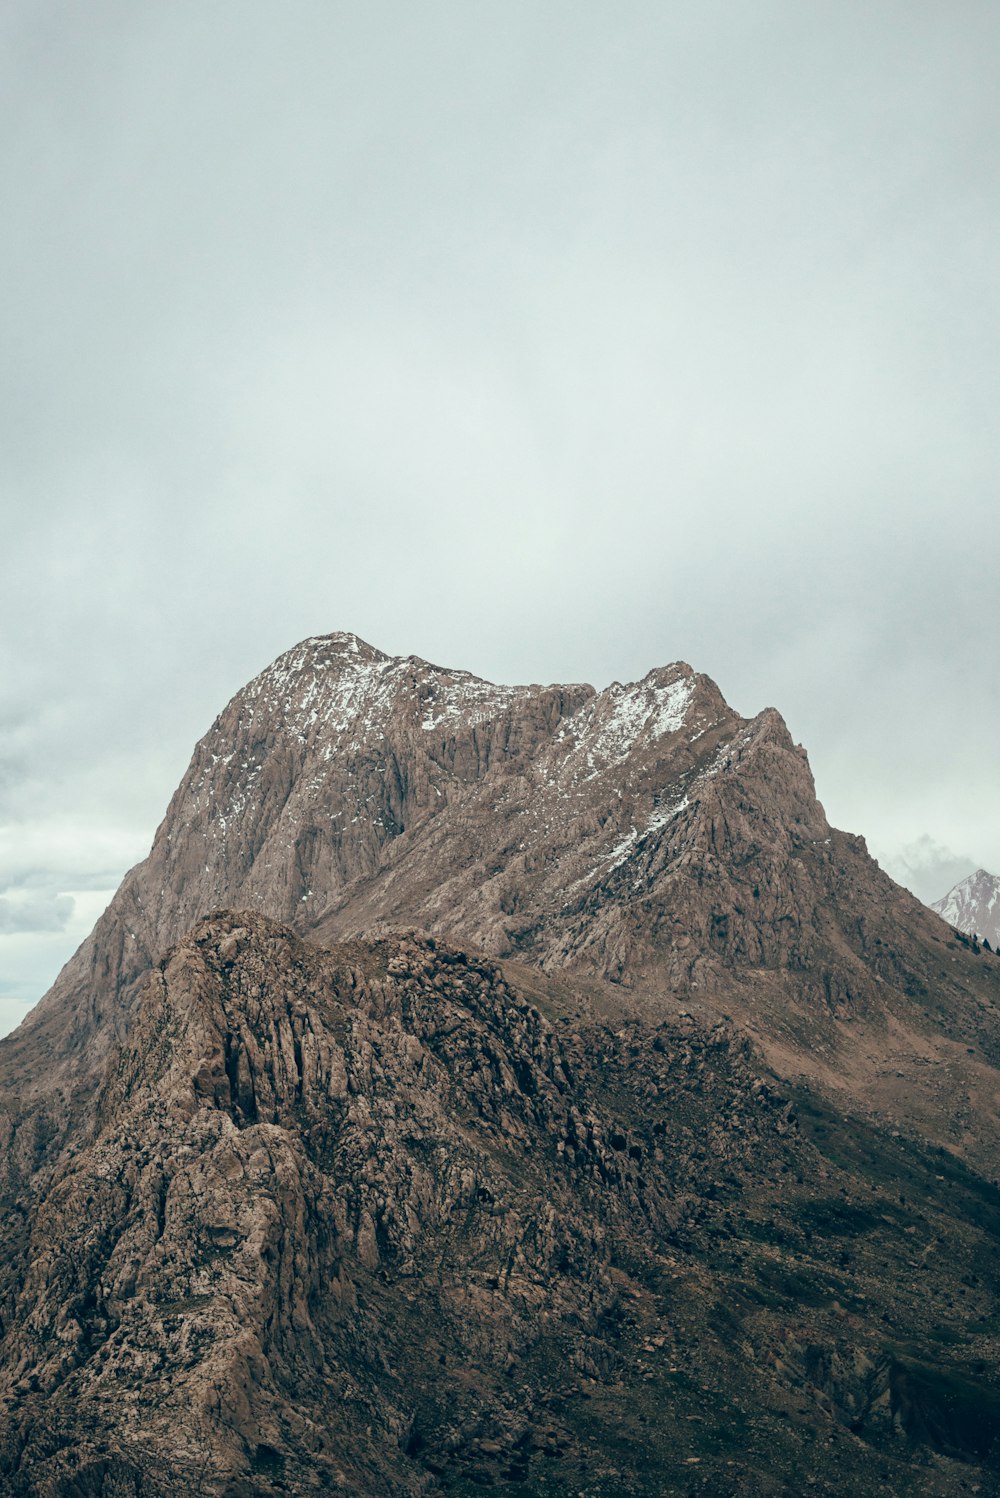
xmin=1 ymin=915 xmax=999 ymax=1496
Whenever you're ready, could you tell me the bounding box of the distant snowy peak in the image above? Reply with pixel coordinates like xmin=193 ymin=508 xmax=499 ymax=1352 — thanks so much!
xmin=932 ymin=869 xmax=1000 ymax=948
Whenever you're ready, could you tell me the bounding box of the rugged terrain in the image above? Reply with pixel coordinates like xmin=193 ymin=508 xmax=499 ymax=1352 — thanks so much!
xmin=1 ymin=632 xmax=999 ymax=1496
xmin=15 ymin=633 xmax=1000 ymax=1168
xmin=2 ymin=915 xmax=1000 ymax=1496
xmin=933 ymin=869 xmax=1000 ymax=950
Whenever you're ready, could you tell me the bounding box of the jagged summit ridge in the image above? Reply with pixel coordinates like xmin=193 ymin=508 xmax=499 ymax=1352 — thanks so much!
xmin=22 ymin=625 xmax=986 ymax=1172
xmin=241 ymin=631 xmax=538 ymax=742
xmin=5 ymin=634 xmax=1000 ymax=1494
xmin=178 ymin=636 xmax=723 ymax=930
xmin=234 ymin=632 xmax=704 ymax=753
xmin=17 ymin=634 xmax=852 ymax=1059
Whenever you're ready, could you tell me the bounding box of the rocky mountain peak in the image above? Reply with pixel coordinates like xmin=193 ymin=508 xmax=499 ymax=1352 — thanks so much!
xmin=13 ymin=631 xmax=1000 ymax=1162
xmin=4 ymin=634 xmax=1000 ymax=1496
xmin=21 ymin=640 xmax=729 ymax=1045
xmin=932 ymin=867 xmax=1000 ymax=947
xmin=241 ymin=630 xmax=536 ymax=741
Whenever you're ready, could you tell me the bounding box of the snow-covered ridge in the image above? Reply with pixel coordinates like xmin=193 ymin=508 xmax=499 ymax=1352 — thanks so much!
xmin=239 ymin=639 xmax=704 ymax=761
xmin=932 ymin=869 xmax=1000 ymax=946
xmin=598 ymin=673 xmax=694 ymax=747
xmin=554 ymin=669 xmax=696 ymax=776
xmin=418 ymin=675 xmax=531 ymax=732
xmin=230 ymin=633 xmax=537 ymax=747
xmin=189 ymin=642 xmax=710 ymax=848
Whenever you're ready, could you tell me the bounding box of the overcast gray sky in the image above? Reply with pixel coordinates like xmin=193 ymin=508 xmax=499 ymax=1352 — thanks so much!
xmin=2 ymin=1 xmax=998 ymax=1035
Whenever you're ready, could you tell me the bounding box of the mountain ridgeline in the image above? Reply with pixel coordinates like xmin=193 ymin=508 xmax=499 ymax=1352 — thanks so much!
xmin=1 ymin=632 xmax=999 ymax=1497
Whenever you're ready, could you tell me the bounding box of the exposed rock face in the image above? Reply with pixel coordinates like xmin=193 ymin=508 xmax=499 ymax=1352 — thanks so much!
xmin=1 ymin=915 xmax=999 ymax=1496
xmin=16 ymin=632 xmax=1000 ymax=1164
xmin=933 ymin=868 xmax=1000 ymax=948
xmin=3 ymin=632 xmax=1000 ymax=1496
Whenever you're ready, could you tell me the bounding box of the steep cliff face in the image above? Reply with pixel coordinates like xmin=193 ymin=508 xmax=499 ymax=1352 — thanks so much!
xmin=13 ymin=633 xmax=999 ymax=1163
xmin=2 ymin=915 xmax=999 ymax=1498
xmin=3 ymin=634 xmax=1000 ymax=1496
xmin=13 ymin=633 xmax=596 ymax=1070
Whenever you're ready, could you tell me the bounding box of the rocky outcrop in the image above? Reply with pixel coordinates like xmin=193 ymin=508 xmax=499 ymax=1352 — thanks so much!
xmin=0 ymin=915 xmax=790 ymax=1494
xmin=12 ymin=632 xmax=1000 ymax=1167
xmin=1 ymin=914 xmax=999 ymax=1497
xmin=3 ymin=632 xmax=1000 ymax=1494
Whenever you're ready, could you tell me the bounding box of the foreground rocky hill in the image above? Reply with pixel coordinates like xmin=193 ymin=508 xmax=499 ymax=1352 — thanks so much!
xmin=2 ymin=633 xmax=1000 ymax=1496
xmin=1 ymin=914 xmax=999 ymax=1496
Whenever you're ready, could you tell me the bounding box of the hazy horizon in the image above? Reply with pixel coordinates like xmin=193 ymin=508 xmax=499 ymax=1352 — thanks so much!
xmin=3 ymin=2 xmax=998 ymax=1033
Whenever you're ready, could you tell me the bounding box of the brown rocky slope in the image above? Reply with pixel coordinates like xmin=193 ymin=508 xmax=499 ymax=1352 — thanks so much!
xmin=12 ymin=632 xmax=1000 ymax=1165
xmin=1 ymin=914 xmax=999 ymax=1496
xmin=1 ymin=633 xmax=1000 ymax=1495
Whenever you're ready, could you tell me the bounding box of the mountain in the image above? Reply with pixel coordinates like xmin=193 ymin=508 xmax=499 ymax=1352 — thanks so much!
xmin=932 ymin=869 xmax=1000 ymax=949
xmin=18 ymin=632 xmax=1000 ymax=1167
xmin=1 ymin=632 xmax=1000 ymax=1497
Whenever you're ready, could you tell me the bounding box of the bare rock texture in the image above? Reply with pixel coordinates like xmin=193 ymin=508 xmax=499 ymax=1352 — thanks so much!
xmin=13 ymin=632 xmax=1000 ymax=1165
xmin=1 ymin=916 xmax=999 ymax=1496
xmin=2 ymin=633 xmax=1000 ymax=1496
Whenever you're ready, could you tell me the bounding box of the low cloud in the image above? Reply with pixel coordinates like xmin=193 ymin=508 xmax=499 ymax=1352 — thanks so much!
xmin=0 ymin=891 xmax=75 ymax=935
xmin=0 ymin=863 xmax=124 ymax=895
xmin=0 ymin=821 xmax=133 ymax=1033
xmin=879 ymin=836 xmax=979 ymax=907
